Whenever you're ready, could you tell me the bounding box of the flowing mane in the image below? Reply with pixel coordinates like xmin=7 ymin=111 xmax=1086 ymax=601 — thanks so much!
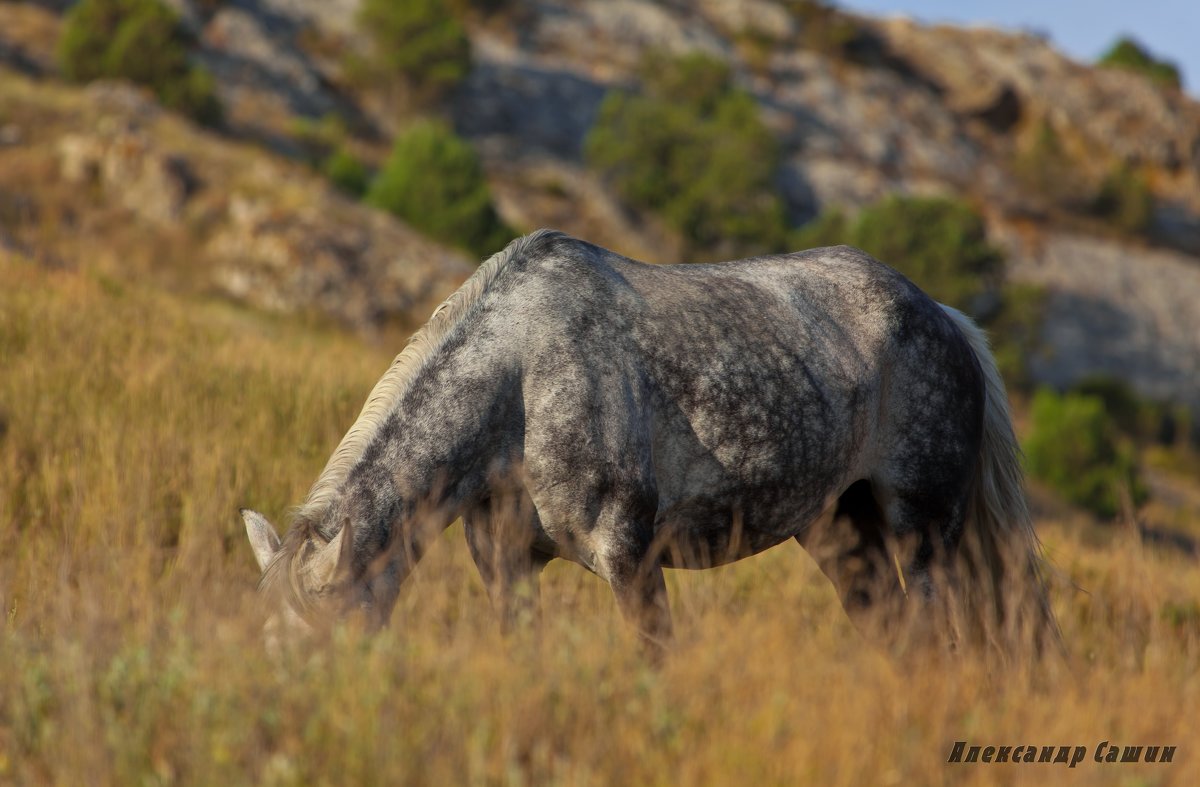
xmin=290 ymin=230 xmax=561 ymax=533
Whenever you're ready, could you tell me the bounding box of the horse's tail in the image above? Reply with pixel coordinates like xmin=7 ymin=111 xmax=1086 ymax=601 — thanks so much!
xmin=940 ymin=305 xmax=1060 ymax=653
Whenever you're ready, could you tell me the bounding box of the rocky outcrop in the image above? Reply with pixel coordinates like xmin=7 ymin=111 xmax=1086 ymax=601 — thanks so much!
xmin=105 ymin=1 xmax=1200 ymax=250
xmin=209 ymin=187 xmax=474 ymax=332
xmin=874 ymin=18 xmax=1200 ymax=251
xmin=3 ymin=76 xmax=473 ymax=334
xmin=449 ymin=1 xmax=1016 ymax=222
xmin=876 ymin=19 xmax=1200 ymax=176
xmin=997 ymin=228 xmax=1200 ymax=409
xmin=59 ymin=119 xmax=196 ymax=225
xmin=156 ymin=0 xmax=365 ymax=144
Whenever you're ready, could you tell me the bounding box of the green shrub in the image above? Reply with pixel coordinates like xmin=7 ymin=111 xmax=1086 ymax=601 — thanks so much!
xmin=1072 ymin=376 xmax=1154 ymax=442
xmin=1012 ymin=120 xmax=1087 ymax=209
xmin=785 ymin=1 xmax=864 ymax=56
xmin=1098 ymin=37 xmax=1181 ymax=89
xmin=323 ymin=148 xmax=370 ymax=198
xmin=354 ymin=0 xmax=470 ymax=99
xmin=1023 ymin=388 xmax=1148 ymax=519
xmin=790 ymin=208 xmax=849 ymax=249
xmin=58 ymin=0 xmax=221 ymax=125
xmin=446 ymin=0 xmax=512 ymax=16
xmin=155 ymin=65 xmax=221 ymax=126
xmin=290 ymin=113 xmax=352 ymax=167
xmin=1091 ymin=163 xmax=1153 ymax=236
xmin=287 ymin=115 xmax=369 ymax=196
xmin=793 ymin=195 xmax=1002 ymax=313
xmin=987 ymin=282 xmax=1048 ymax=393
xmin=1070 ymin=375 xmax=1188 ymax=448
xmin=366 ymin=120 xmax=512 ymax=258
xmin=585 ymin=52 xmax=787 ymax=260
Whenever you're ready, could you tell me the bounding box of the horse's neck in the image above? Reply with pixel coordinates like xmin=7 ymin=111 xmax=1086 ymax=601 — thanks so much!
xmin=348 ymin=333 xmax=521 ymax=532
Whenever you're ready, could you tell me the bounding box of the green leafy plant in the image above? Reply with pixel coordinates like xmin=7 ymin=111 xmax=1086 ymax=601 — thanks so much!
xmin=290 ymin=113 xmax=350 ymax=164
xmin=785 ymin=1 xmax=864 ymax=57
xmin=1098 ymin=37 xmax=1181 ymax=89
xmin=1091 ymin=163 xmax=1154 ymax=236
xmin=789 ymin=208 xmax=849 ymax=249
xmin=366 ymin=120 xmax=512 ymax=259
xmin=1023 ymin=388 xmax=1148 ymax=519
xmin=446 ymin=0 xmax=513 ymax=16
xmin=1011 ymin=119 xmax=1089 ymax=209
xmin=987 ymin=282 xmax=1048 ymax=393
xmin=352 ymin=0 xmax=471 ymax=100
xmin=58 ymin=0 xmax=221 ymax=125
xmin=323 ymin=148 xmax=370 ymax=198
xmin=1070 ymin=375 xmax=1191 ymax=449
xmin=585 ymin=52 xmax=787 ymax=260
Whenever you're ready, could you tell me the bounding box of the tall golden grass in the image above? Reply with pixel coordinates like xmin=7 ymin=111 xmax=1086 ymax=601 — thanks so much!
xmin=1 ymin=251 xmax=1197 ymax=785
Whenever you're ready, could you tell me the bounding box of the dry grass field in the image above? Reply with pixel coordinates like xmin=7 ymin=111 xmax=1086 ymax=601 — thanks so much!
xmin=2 ymin=250 xmax=1198 ymax=785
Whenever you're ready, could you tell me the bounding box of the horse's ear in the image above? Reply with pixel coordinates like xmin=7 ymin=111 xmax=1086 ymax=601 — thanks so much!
xmin=242 ymin=509 xmax=281 ymax=572
xmin=311 ymin=517 xmax=354 ymax=588
xmin=338 ymin=515 xmax=356 ymax=575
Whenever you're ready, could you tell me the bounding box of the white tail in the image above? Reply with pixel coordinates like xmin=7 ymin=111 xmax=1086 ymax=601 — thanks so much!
xmin=940 ymin=305 xmax=1059 ymax=651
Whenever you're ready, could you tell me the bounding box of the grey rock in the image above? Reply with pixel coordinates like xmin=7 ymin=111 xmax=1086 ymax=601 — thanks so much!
xmin=57 ymin=124 xmax=193 ymax=224
xmin=998 ymin=227 xmax=1200 ymax=410
xmin=209 ymin=177 xmax=475 ymax=332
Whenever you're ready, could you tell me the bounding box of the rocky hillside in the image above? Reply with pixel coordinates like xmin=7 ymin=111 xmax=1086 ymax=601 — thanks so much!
xmin=2 ymin=0 xmax=1199 ymax=407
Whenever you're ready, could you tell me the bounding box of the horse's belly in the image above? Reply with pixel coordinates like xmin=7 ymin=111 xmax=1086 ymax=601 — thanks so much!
xmin=652 ymin=483 xmax=836 ymax=569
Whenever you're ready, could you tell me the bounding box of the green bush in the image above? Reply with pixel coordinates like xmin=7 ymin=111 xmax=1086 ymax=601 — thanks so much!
xmin=323 ymin=148 xmax=370 ymax=198
xmin=354 ymin=0 xmax=470 ymax=99
xmin=1011 ymin=120 xmax=1087 ymax=209
xmin=785 ymin=0 xmax=865 ymax=56
xmin=793 ymin=195 xmax=1003 ymax=312
xmin=789 ymin=208 xmax=849 ymax=249
xmin=585 ymin=52 xmax=787 ymax=260
xmin=447 ymin=0 xmax=512 ymax=16
xmin=1091 ymin=163 xmax=1153 ymax=236
xmin=290 ymin=113 xmax=354 ymax=169
xmin=1098 ymin=37 xmax=1181 ymax=89
xmin=366 ymin=120 xmax=512 ymax=259
xmin=1023 ymin=388 xmax=1148 ymax=519
xmin=58 ymin=0 xmax=221 ymax=125
xmin=1070 ymin=375 xmax=1188 ymax=448
xmin=987 ymin=282 xmax=1048 ymax=393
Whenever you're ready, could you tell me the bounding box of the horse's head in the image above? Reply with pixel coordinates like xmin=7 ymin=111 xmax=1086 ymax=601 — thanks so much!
xmin=241 ymin=508 xmax=358 ymax=643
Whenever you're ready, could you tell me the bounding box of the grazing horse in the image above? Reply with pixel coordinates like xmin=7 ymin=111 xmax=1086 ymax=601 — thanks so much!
xmin=243 ymin=230 xmax=1054 ymax=650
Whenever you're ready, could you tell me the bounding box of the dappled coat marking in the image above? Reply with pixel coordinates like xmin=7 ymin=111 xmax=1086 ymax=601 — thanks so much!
xmin=244 ymin=230 xmax=1054 ymax=650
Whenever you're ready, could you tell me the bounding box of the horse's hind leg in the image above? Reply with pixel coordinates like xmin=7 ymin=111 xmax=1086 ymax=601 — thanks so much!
xmin=797 ymin=480 xmax=906 ymax=633
xmin=464 ymin=495 xmax=550 ymax=633
xmin=871 ymin=473 xmax=973 ymax=647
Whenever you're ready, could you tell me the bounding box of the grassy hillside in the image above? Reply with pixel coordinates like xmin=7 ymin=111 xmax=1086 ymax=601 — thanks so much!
xmin=1 ymin=251 xmax=1198 ymax=784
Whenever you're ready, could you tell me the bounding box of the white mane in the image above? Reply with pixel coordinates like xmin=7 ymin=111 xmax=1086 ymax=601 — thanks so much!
xmin=290 ymin=230 xmax=557 ymax=529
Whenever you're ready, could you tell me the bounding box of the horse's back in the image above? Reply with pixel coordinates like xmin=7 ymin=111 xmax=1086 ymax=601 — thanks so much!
xmin=499 ymin=236 xmax=971 ymax=550
xmin=500 ymin=235 xmax=977 ymax=440
xmin=505 ymin=235 xmax=921 ymax=355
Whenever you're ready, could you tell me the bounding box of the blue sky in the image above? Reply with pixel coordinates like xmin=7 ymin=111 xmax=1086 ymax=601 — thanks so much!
xmin=840 ymin=1 xmax=1198 ymax=94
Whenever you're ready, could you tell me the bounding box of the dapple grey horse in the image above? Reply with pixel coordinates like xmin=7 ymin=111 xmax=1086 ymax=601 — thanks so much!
xmin=243 ymin=230 xmax=1053 ymax=650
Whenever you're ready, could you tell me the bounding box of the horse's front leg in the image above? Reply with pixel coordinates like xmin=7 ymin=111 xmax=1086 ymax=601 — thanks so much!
xmin=594 ymin=512 xmax=674 ymax=658
xmin=464 ymin=500 xmax=548 ymax=634
xmin=604 ymin=549 xmax=673 ymax=657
